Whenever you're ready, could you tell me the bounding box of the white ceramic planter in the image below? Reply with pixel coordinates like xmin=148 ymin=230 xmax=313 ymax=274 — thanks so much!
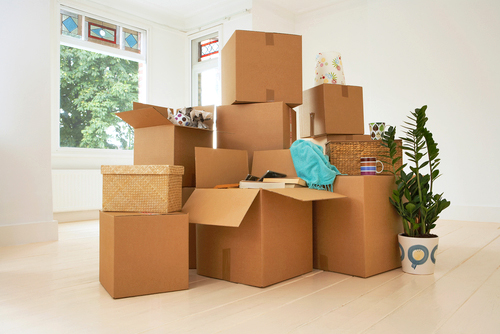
xmin=398 ymin=233 xmax=439 ymax=275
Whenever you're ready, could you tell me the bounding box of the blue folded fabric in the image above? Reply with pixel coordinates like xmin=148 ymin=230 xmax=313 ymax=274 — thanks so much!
xmin=290 ymin=139 xmax=342 ymax=192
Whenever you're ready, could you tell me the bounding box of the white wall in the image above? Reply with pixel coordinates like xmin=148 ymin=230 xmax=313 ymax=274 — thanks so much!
xmin=252 ymin=0 xmax=295 ymax=34
xmin=0 ymin=0 xmax=58 ymax=246
xmin=296 ymin=0 xmax=500 ymax=222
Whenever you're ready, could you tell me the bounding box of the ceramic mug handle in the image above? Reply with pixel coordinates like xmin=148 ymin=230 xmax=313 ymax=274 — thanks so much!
xmin=376 ymin=160 xmax=384 ymax=173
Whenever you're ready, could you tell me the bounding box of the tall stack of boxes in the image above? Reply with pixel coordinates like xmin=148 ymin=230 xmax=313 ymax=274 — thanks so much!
xmin=298 ymin=82 xmax=402 ymax=278
xmin=98 ymin=29 xmax=403 ymax=298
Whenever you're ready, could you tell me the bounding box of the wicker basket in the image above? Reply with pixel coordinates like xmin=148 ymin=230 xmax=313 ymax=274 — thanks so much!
xmin=326 ymin=140 xmax=402 ymax=176
xmin=101 ymin=165 xmax=184 ymax=213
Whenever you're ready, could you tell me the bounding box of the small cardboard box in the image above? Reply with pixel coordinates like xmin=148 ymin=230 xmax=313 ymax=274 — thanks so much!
xmin=116 ymin=102 xmax=214 ymax=187
xmin=183 ymin=148 xmax=344 ymax=287
xmin=101 ymin=165 xmax=184 ymax=213
xmin=313 ymin=175 xmax=403 ymax=278
xmin=182 ymin=187 xmax=196 ymax=269
xmin=216 ymin=102 xmax=296 ymax=170
xmin=99 ymin=211 xmax=189 ymax=298
xmin=299 ymin=84 xmax=364 ymax=137
xmin=221 ymin=30 xmax=302 ymax=107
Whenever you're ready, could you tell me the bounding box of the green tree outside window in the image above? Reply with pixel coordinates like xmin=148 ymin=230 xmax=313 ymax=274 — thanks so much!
xmin=60 ymin=45 xmax=138 ymax=149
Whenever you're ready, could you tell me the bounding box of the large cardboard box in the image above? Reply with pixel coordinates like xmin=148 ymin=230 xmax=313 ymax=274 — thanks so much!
xmin=116 ymin=102 xmax=214 ymax=187
xmin=313 ymin=175 xmax=402 ymax=278
xmin=221 ymin=30 xmax=302 ymax=107
xmin=182 ymin=148 xmax=344 ymax=287
xmin=182 ymin=187 xmax=196 ymax=269
xmin=216 ymin=102 xmax=296 ymax=170
xmin=299 ymin=84 xmax=364 ymax=137
xmin=99 ymin=211 xmax=189 ymax=298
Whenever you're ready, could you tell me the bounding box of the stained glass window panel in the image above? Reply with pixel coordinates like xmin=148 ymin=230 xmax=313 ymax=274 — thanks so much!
xmin=123 ymin=28 xmax=141 ymax=53
xmin=61 ymin=11 xmax=81 ymax=38
xmin=199 ymin=38 xmax=219 ymax=61
xmin=86 ymin=18 xmax=118 ymax=48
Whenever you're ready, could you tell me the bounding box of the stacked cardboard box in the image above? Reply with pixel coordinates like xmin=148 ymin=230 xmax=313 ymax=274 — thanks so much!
xmin=217 ymin=30 xmax=302 ymax=168
xmin=295 ymin=61 xmax=402 ymax=277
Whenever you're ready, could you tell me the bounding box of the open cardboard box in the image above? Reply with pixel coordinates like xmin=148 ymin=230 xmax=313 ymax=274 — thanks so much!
xmin=116 ymin=102 xmax=214 ymax=187
xmin=216 ymin=102 xmax=297 ymax=170
xmin=221 ymin=30 xmax=302 ymax=107
xmin=182 ymin=147 xmax=345 ymax=287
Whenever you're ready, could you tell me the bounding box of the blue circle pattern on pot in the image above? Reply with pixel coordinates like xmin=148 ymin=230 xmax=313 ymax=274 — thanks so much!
xmin=431 ymin=245 xmax=438 ymax=264
xmin=399 ymin=243 xmax=405 ymax=261
xmin=408 ymin=244 xmax=429 ymax=270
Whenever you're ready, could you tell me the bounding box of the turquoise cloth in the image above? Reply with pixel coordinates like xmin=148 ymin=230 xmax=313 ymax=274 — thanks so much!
xmin=290 ymin=140 xmax=341 ymax=192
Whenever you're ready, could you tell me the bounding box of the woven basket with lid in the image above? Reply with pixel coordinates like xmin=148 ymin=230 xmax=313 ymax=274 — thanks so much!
xmin=326 ymin=140 xmax=402 ymax=176
xmin=101 ymin=165 xmax=184 ymax=213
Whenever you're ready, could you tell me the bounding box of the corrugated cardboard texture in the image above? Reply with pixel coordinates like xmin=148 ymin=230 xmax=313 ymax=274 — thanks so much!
xmin=196 ymin=190 xmax=313 ymax=287
xmin=313 ymin=175 xmax=402 ymax=278
xmin=217 ymin=102 xmax=297 ymax=171
xmin=194 ymin=147 xmax=249 ymax=188
xmin=300 ymin=84 xmax=364 ymax=137
xmin=182 ymin=187 xmax=197 ymax=269
xmin=221 ymin=30 xmax=302 ymax=107
xmin=99 ymin=211 xmax=189 ymax=298
xmin=116 ymin=104 xmax=214 ymax=187
xmin=251 ymin=149 xmax=298 ymax=179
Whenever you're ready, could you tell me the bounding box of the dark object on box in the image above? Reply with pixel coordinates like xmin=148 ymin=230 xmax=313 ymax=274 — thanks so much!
xmin=258 ymin=170 xmax=286 ymax=181
xmin=326 ymin=140 xmax=402 ymax=176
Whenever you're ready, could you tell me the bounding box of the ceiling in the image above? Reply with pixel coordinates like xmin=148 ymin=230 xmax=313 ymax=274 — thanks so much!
xmin=91 ymin=0 xmax=344 ymax=32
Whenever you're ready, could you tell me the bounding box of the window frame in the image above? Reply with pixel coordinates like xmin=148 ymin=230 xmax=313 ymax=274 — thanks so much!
xmin=52 ymin=3 xmax=149 ymax=169
xmin=189 ymin=27 xmax=222 ymax=107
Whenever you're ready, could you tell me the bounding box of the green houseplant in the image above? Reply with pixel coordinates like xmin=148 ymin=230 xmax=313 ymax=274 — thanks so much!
xmin=381 ymin=105 xmax=450 ymax=274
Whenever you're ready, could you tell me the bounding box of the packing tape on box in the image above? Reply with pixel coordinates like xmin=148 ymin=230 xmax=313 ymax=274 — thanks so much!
xmin=314 ymin=52 xmax=346 ymax=86
xmin=222 ymin=248 xmax=231 ymax=281
xmin=266 ymin=89 xmax=275 ymax=102
xmin=266 ymin=33 xmax=274 ymax=46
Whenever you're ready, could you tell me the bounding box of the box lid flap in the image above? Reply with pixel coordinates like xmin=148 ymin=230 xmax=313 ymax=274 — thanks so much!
xmin=195 ymin=148 xmax=249 ymax=188
xmin=263 ymin=187 xmax=346 ymax=201
xmin=115 ymin=107 xmax=171 ymax=128
xmin=182 ymin=188 xmax=259 ymax=227
xmin=252 ymin=149 xmax=297 ymax=178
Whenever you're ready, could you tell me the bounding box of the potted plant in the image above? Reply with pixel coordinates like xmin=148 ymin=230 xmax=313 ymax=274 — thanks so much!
xmin=381 ymin=105 xmax=450 ymax=274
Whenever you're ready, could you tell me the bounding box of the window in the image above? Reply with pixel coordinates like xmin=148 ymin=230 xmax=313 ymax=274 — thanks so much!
xmin=191 ymin=31 xmax=220 ymax=107
xmin=59 ymin=7 xmax=146 ymax=150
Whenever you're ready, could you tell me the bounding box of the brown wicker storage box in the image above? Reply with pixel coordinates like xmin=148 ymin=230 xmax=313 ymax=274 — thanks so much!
xmin=102 ymin=165 xmax=184 ymax=213
xmin=326 ymin=140 xmax=402 ymax=175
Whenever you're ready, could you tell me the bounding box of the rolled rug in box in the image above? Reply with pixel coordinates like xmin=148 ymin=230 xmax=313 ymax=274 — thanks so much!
xmin=314 ymin=51 xmax=346 ymax=86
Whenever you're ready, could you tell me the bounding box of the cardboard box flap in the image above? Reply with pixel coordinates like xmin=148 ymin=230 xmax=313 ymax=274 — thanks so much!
xmin=182 ymin=188 xmax=259 ymax=227
xmin=115 ymin=107 xmax=171 ymax=129
xmin=252 ymin=149 xmax=297 ymax=179
xmin=264 ymin=187 xmax=346 ymax=201
xmin=195 ymin=148 xmax=249 ymax=188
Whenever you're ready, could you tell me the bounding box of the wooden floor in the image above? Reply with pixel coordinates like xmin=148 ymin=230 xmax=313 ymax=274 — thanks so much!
xmin=1 ymin=219 xmax=499 ymax=333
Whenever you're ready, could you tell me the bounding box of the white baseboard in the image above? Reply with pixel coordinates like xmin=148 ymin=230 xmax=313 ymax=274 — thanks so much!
xmin=440 ymin=205 xmax=500 ymax=223
xmin=0 ymin=220 xmax=58 ymax=247
xmin=54 ymin=210 xmax=99 ymax=223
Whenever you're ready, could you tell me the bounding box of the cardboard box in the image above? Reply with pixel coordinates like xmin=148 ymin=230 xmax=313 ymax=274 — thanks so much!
xmin=313 ymin=175 xmax=403 ymax=278
xmin=182 ymin=187 xmax=196 ymax=269
xmin=221 ymin=30 xmax=302 ymax=107
xmin=101 ymin=165 xmax=183 ymax=213
xmin=216 ymin=102 xmax=296 ymax=170
xmin=99 ymin=211 xmax=189 ymax=298
xmin=299 ymin=84 xmax=364 ymax=137
xmin=183 ymin=148 xmax=344 ymax=287
xmin=116 ymin=102 xmax=214 ymax=187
